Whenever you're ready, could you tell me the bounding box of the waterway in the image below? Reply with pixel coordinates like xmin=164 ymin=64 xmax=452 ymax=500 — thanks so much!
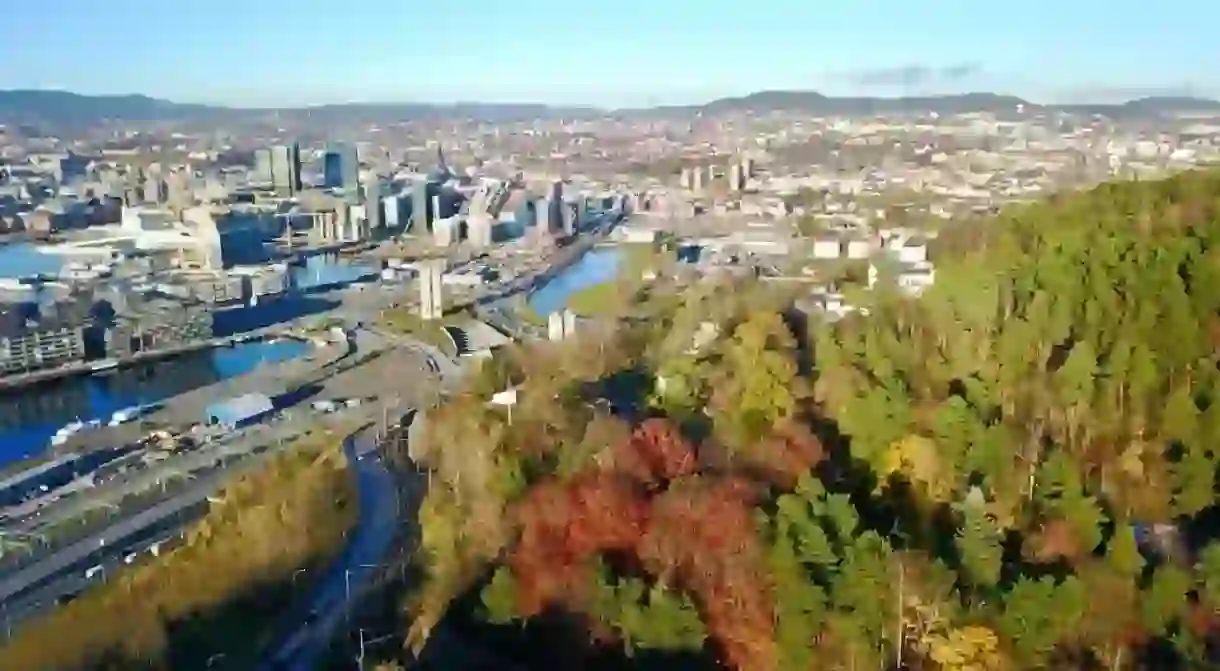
xmin=289 ymin=252 xmax=377 ymax=291
xmin=0 ymin=243 xmax=65 ymax=278
xmin=0 ymin=338 xmax=312 ymax=465
xmin=527 ymin=248 xmax=622 ymax=316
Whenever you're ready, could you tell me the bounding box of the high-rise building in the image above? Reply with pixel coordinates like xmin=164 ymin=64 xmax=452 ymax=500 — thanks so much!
xmin=365 ymin=182 xmax=383 ymax=229
xmin=411 ymin=182 xmax=431 ymax=232
xmin=143 ymin=170 xmax=166 ymax=204
xmin=433 ymin=216 xmax=459 ymax=247
xmin=729 ymin=163 xmax=744 ymax=192
xmin=323 ymin=143 xmax=360 ymax=196
xmin=692 ymin=166 xmax=705 ymax=192
xmin=167 ymin=170 xmax=192 ymax=210
xmin=535 ymin=197 xmax=552 ymax=232
xmin=383 ymin=194 xmax=401 ymax=228
xmin=270 ymin=143 xmax=302 ymax=196
xmin=468 ymin=213 xmax=493 ymax=247
xmin=548 ymin=309 xmax=578 ymax=341
xmin=58 ymin=153 xmax=90 ymax=183
xmin=253 ymin=149 xmax=273 ymax=185
xmin=680 ymin=167 xmax=693 ymax=190
xmin=560 ymin=200 xmax=580 ymax=237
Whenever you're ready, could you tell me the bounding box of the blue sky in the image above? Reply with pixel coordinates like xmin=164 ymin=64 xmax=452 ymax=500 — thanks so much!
xmin=2 ymin=0 xmax=1215 ymax=107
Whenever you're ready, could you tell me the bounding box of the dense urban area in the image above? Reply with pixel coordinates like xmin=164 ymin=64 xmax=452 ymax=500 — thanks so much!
xmin=1 ymin=88 xmax=1220 ymax=669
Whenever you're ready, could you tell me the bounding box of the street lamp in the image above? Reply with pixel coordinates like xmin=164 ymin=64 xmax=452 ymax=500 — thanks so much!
xmin=344 ymin=563 xmax=385 ymax=607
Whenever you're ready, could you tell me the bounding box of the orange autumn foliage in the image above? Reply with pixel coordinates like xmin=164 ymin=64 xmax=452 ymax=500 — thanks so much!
xmin=504 ymin=418 xmax=780 ymax=671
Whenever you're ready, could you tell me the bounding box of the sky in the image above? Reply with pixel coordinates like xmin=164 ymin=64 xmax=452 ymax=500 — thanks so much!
xmin=2 ymin=0 xmax=1216 ymax=107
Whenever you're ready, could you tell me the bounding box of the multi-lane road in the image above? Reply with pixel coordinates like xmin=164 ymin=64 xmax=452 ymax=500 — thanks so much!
xmin=0 ymin=213 xmax=620 ymax=659
xmin=261 ymin=420 xmax=412 ymax=670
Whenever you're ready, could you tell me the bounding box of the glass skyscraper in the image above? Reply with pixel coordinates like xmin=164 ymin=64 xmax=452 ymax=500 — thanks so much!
xmin=322 ymin=143 xmax=359 ymax=195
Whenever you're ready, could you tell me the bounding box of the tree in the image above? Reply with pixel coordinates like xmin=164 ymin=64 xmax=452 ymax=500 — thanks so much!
xmin=710 ymin=311 xmax=809 ymax=453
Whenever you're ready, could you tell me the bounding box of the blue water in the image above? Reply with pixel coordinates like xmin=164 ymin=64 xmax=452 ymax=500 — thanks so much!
xmin=0 ymin=243 xmax=66 ymax=278
xmin=290 ymin=253 xmax=376 ymax=290
xmin=0 ymin=338 xmax=312 ymax=465
xmin=528 ymin=248 xmax=623 ymax=316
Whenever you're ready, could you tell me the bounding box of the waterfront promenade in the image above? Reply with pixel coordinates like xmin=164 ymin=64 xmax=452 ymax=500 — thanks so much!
xmin=0 ymin=327 xmax=286 ymax=392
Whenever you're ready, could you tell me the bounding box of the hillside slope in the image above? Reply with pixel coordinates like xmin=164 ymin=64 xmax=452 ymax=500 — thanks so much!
xmin=400 ymin=171 xmax=1220 ymax=671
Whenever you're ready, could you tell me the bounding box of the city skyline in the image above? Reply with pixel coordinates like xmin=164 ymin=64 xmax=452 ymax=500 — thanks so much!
xmin=1 ymin=0 xmax=1215 ymax=108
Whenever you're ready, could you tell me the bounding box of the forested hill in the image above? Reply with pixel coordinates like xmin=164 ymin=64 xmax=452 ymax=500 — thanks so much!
xmin=403 ymin=170 xmax=1220 ymax=671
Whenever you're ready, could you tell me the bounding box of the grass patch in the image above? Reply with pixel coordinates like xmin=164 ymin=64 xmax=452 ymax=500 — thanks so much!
xmin=565 ymin=281 xmax=623 ymax=316
xmin=379 ymin=310 xmax=460 ymax=358
xmin=0 ymin=428 xmax=359 ymax=670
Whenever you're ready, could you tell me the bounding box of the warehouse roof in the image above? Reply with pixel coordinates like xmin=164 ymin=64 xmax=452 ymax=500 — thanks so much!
xmin=206 ymin=392 xmax=274 ymax=427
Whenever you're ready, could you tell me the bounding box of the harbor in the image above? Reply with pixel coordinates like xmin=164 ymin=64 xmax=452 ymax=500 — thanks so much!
xmin=0 ymin=335 xmax=316 ymax=464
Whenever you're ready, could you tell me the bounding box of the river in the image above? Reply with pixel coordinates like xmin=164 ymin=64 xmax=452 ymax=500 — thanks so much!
xmin=527 ymin=247 xmax=622 ymax=316
xmin=0 ymin=338 xmax=312 ymax=465
xmin=0 ymin=247 xmax=376 ymax=466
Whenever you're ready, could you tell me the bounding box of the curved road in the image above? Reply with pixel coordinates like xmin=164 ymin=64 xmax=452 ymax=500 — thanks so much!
xmin=261 ymin=215 xmax=624 ymax=669
xmin=261 ymin=426 xmax=401 ymax=671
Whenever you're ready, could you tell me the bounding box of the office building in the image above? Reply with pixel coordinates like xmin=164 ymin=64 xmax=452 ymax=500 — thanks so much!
xmin=692 ymin=166 xmax=705 ymax=192
xmin=366 ymin=184 xmax=383 ymax=230
xmin=323 ymin=143 xmax=360 ymax=197
xmin=383 ymin=194 xmax=401 ymax=228
xmin=253 ymin=149 xmax=274 ymax=185
xmin=143 ymin=169 xmax=167 ymax=204
xmin=535 ymin=197 xmax=553 ymax=232
xmin=729 ymin=163 xmax=744 ymax=192
xmin=411 ymin=181 xmax=431 ymax=232
xmin=167 ymin=170 xmax=192 ymax=210
xmin=547 ymin=309 xmax=578 ymax=342
xmin=432 ymin=216 xmax=458 ymax=247
xmin=59 ymin=153 xmax=90 ymax=183
xmin=560 ymin=200 xmax=580 ymax=237
xmin=467 ymin=213 xmax=493 ymax=247
xmin=270 ymin=143 xmax=302 ymax=196
xmin=312 ymin=201 xmax=371 ymax=244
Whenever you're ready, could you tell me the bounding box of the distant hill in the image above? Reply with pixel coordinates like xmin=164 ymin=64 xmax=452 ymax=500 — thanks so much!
xmin=0 ymin=91 xmax=602 ymax=131
xmin=679 ymin=91 xmax=1220 ymax=118
xmin=687 ymin=90 xmax=1032 ymax=116
xmin=1 ymin=89 xmax=1217 ymax=130
xmin=0 ymin=90 xmax=225 ymax=127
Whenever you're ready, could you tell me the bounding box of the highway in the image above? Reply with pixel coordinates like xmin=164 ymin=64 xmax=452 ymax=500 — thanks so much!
xmin=0 ymin=458 xmax=232 ymax=627
xmin=258 ymin=216 xmax=623 ymax=667
xmin=0 ymin=402 xmax=383 ymax=640
xmin=261 ymin=421 xmax=408 ymax=671
xmin=0 ymin=212 xmax=621 ymax=656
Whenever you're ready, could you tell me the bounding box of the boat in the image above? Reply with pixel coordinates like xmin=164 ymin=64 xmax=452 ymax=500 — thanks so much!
xmin=89 ymin=360 xmax=118 ymax=372
xmin=107 ymin=402 xmax=162 ymax=427
xmin=50 ymin=419 xmax=86 ymax=446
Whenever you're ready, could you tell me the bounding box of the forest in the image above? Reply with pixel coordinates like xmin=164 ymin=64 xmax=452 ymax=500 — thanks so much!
xmin=0 ymin=429 xmax=356 ymax=671
xmin=395 ymin=169 xmax=1220 ymax=670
